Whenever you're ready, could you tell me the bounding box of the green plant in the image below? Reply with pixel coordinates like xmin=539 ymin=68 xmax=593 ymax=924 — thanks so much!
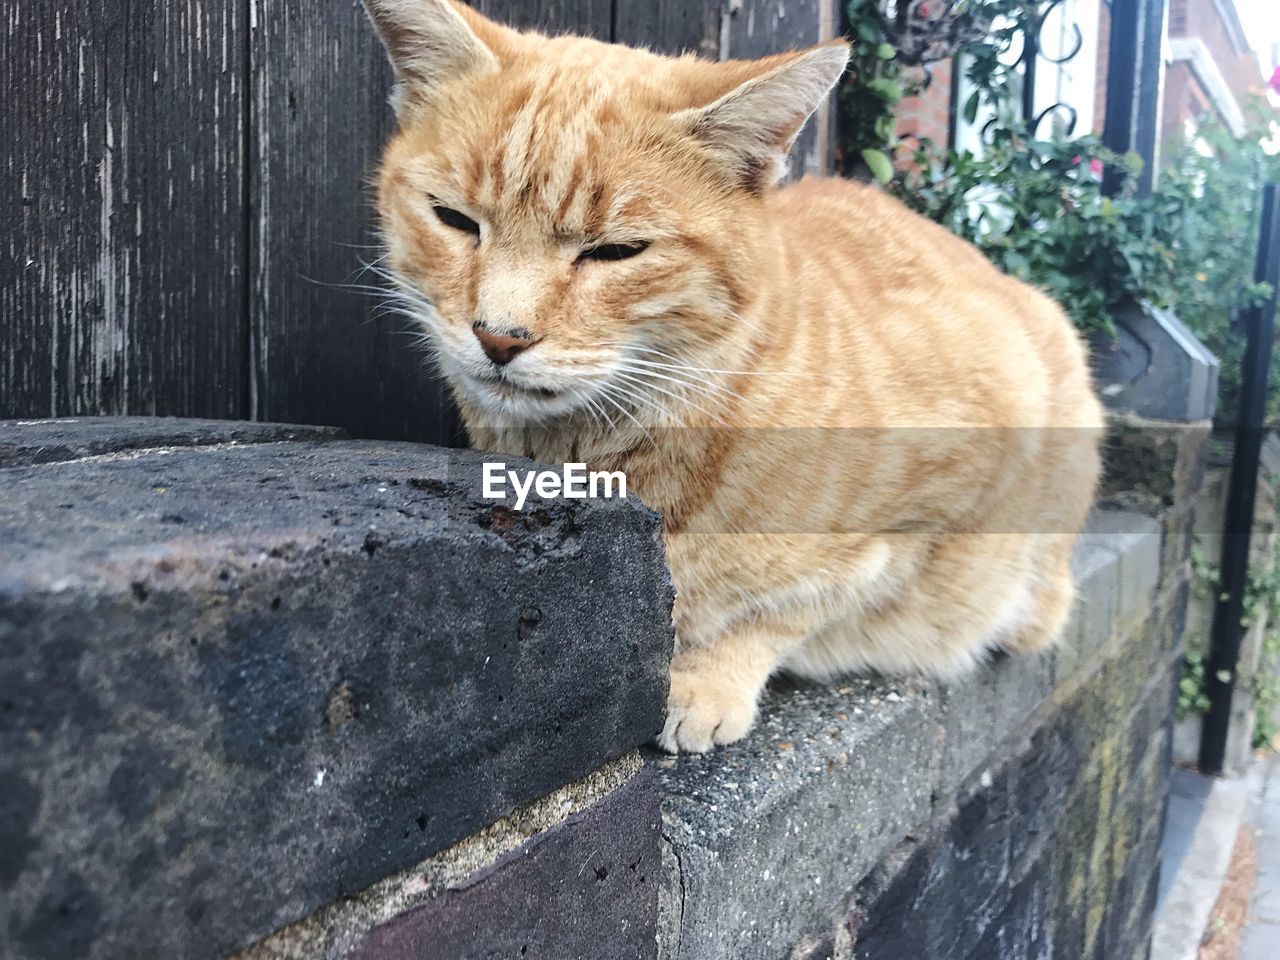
xmin=839 ymin=0 xmax=912 ymax=181
xmin=1182 ymin=536 xmax=1280 ymax=744
xmin=891 ymin=95 xmax=1278 ymax=418
xmin=1152 ymin=110 xmax=1280 ymax=424
xmin=894 ymin=131 xmax=1155 ymax=334
xmin=839 ymin=0 xmax=1032 ymax=180
xmin=1256 ymin=626 xmax=1280 ymax=747
xmin=1177 ymin=653 xmax=1212 ymax=721
xmin=841 ymin=1 xmax=1280 ymax=414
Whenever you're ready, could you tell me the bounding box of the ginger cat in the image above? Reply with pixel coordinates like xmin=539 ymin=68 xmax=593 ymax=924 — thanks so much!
xmin=362 ymin=0 xmax=1105 ymax=753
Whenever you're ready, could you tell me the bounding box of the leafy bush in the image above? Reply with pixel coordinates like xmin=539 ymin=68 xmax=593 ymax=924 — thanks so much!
xmin=893 ymin=132 xmax=1150 ymax=334
xmin=893 ymin=109 xmax=1278 ymax=422
xmin=841 ymin=4 xmax=1279 ymax=422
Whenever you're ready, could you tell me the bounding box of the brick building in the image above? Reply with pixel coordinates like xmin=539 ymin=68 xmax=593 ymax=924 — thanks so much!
xmin=892 ymin=0 xmax=1269 ymax=162
xmin=1164 ymin=0 xmax=1265 ymax=139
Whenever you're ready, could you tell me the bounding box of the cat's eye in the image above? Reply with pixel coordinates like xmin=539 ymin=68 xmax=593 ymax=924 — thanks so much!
xmin=432 ymin=204 xmax=481 ymax=238
xmin=577 ymin=241 xmax=650 ymax=264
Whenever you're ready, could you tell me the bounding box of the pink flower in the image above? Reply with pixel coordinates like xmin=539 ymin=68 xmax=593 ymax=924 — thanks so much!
xmin=1071 ymin=155 xmax=1104 ymax=177
xmin=1271 ymin=66 xmax=1280 ymax=96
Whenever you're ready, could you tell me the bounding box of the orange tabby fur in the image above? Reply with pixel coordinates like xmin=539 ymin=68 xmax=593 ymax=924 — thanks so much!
xmin=363 ymin=0 xmax=1105 ymax=752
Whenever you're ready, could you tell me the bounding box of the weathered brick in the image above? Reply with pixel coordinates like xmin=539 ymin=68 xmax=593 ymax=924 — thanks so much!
xmin=1085 ymin=509 xmax=1162 ymax=628
xmin=938 ymin=650 xmax=1053 ymax=798
xmin=964 ymin=869 xmax=1053 ymax=960
xmin=1099 ymin=417 xmax=1211 ymax=507
xmin=789 ymin=933 xmax=838 ymax=960
xmin=1009 ymin=724 xmax=1078 ymax=880
xmin=346 ymin=768 xmax=662 ymax=960
xmin=1102 ymin=821 xmax=1163 ymax=960
xmin=659 ymin=678 xmax=936 ymax=960
xmin=1060 ymin=540 xmax=1122 ymax=680
xmin=851 ymin=770 xmax=1017 ymax=960
xmin=0 ymin=434 xmax=674 ymax=960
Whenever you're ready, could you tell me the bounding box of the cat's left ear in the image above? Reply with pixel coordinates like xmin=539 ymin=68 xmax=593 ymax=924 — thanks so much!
xmin=673 ymin=42 xmax=850 ymax=190
xmin=363 ymin=0 xmax=510 ymax=117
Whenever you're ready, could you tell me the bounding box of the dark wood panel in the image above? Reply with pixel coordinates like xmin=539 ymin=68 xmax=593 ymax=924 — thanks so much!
xmin=724 ymin=0 xmax=833 ymax=177
xmin=1 ymin=0 xmax=247 ymax=420
xmin=4 ymin=1 xmax=833 ymax=436
xmin=613 ymin=0 xmax=722 ymax=56
xmin=249 ymin=0 xmax=454 ymax=443
xmin=249 ymin=2 xmax=618 ymax=444
xmin=470 ymin=0 xmax=612 ymax=38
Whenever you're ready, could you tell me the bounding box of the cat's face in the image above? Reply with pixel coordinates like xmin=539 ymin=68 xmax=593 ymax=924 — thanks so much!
xmin=364 ymin=1 xmax=847 ymax=426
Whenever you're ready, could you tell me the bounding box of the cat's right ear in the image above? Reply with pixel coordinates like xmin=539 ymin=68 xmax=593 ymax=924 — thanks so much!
xmin=362 ymin=0 xmax=504 ymax=117
xmin=673 ymin=42 xmax=850 ymax=191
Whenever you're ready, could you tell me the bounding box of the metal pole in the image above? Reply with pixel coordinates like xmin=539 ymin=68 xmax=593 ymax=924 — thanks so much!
xmin=1101 ymin=0 xmax=1167 ymax=197
xmin=1199 ymin=183 xmax=1280 ymax=775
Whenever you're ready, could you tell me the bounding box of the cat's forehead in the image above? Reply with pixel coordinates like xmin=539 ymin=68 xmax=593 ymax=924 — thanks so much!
xmin=407 ymin=63 xmax=689 ymax=234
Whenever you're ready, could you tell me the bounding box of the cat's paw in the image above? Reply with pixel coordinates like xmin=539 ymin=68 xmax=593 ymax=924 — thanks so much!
xmin=658 ymin=669 xmax=759 ymax=754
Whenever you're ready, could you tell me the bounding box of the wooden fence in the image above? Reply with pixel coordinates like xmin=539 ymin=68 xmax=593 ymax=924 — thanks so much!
xmin=2 ymin=0 xmax=837 ymax=445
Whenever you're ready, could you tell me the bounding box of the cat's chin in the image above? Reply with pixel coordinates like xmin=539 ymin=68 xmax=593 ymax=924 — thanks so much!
xmin=457 ymin=372 xmax=583 ymax=426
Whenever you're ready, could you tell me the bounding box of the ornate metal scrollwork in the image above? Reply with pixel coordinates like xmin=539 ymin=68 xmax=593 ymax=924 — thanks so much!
xmin=869 ymin=1 xmax=999 ymax=67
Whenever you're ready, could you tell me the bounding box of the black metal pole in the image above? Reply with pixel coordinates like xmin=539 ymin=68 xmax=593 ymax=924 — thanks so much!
xmin=1199 ymin=183 xmax=1280 ymax=775
xmin=1021 ymin=18 xmax=1037 ymax=128
xmin=1101 ymin=0 xmax=1167 ymax=197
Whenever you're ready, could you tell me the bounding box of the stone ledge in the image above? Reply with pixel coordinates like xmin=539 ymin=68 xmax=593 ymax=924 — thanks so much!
xmin=655 ymin=508 xmax=1162 ymax=960
xmin=0 ymin=416 xmax=347 ymax=467
xmin=656 ymin=677 xmax=936 ymax=960
xmin=0 ymin=425 xmax=674 ymax=960
xmin=219 ymin=507 xmax=1164 ymax=960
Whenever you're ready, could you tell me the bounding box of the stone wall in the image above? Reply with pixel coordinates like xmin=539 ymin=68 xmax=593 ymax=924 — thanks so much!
xmin=0 ymin=416 xmax=1207 ymax=960
xmin=1172 ymin=435 xmax=1280 ymax=773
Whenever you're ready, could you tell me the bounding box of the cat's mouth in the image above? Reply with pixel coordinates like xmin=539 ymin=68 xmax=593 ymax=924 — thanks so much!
xmin=467 ymin=372 xmax=561 ymax=400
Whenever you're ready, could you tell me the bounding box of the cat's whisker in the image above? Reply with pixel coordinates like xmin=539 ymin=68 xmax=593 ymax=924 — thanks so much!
xmin=595 ymin=386 xmax=659 ymax=451
xmin=614 ymin=360 xmax=741 ymax=400
xmin=726 ymin=308 xmax=769 ymax=339
xmin=614 ymin=358 xmax=737 ymax=395
xmin=371 ymin=303 xmax=437 ymax=327
xmin=582 ymin=390 xmax=618 ymax=433
xmin=613 ymin=368 xmax=738 ymax=420
xmin=611 ymin=370 xmax=730 ymax=426
xmin=598 ymin=376 xmax=675 ymax=424
xmin=567 ymin=388 xmax=599 ymax=432
xmin=578 ymin=390 xmax=619 ymax=438
xmin=610 ymin=346 xmax=799 ymax=378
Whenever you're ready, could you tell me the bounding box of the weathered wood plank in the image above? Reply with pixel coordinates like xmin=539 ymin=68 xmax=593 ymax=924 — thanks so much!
xmin=248 ymin=0 xmax=453 ymax=442
xmin=4 ymin=0 xmax=835 ymax=435
xmin=724 ymin=0 xmax=833 ymax=176
xmin=613 ymin=0 xmax=722 ymax=56
xmin=248 ymin=2 xmax=614 ymax=444
xmin=473 ymin=0 xmax=612 ymax=38
xmin=2 ymin=0 xmax=247 ymax=420
xmin=614 ymin=1 xmax=834 ymax=175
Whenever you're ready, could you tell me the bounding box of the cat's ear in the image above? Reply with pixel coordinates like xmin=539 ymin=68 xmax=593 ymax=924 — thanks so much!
xmin=362 ymin=0 xmax=507 ymax=117
xmin=673 ymin=42 xmax=850 ymax=190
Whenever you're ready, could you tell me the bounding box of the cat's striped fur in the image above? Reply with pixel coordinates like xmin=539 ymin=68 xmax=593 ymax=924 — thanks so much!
xmin=363 ymin=0 xmax=1105 ymax=752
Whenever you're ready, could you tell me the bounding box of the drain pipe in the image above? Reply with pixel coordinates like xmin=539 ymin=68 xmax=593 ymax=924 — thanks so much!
xmin=1199 ymin=182 xmax=1280 ymax=775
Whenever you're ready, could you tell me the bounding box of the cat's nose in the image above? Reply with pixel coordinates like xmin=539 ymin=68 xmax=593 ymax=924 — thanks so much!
xmin=472 ymin=322 xmax=534 ymax=366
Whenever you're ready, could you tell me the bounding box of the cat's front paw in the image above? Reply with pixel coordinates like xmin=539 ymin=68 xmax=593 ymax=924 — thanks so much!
xmin=658 ymin=668 xmax=759 ymax=754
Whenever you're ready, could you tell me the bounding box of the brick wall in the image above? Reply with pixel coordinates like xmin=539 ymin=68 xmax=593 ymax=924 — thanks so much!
xmin=1165 ymin=0 xmax=1267 ymax=139
xmin=0 ymin=409 xmax=1209 ymax=960
xmin=896 ymin=60 xmax=955 ymax=148
xmin=891 ymin=0 xmax=1267 ymax=162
